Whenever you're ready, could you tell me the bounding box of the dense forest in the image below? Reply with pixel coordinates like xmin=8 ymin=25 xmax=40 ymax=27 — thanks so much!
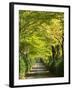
xmin=19 ymin=10 xmax=64 ymax=79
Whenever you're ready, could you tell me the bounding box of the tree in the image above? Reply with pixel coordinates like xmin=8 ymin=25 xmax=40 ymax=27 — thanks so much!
xmin=19 ymin=10 xmax=64 ymax=78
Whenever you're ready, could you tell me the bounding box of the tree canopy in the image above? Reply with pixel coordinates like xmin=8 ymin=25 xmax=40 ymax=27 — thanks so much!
xmin=19 ymin=10 xmax=64 ymax=79
xmin=19 ymin=10 xmax=64 ymax=59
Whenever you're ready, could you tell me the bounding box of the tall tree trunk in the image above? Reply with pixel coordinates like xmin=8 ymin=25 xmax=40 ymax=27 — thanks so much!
xmin=56 ymin=45 xmax=60 ymax=60
xmin=52 ymin=46 xmax=55 ymax=62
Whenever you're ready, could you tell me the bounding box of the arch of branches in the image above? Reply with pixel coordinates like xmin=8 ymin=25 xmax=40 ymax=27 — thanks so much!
xmin=19 ymin=10 xmax=64 ymax=79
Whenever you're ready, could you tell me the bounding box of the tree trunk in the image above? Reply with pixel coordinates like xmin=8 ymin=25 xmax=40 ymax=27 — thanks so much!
xmin=52 ymin=46 xmax=55 ymax=61
xmin=56 ymin=45 xmax=60 ymax=60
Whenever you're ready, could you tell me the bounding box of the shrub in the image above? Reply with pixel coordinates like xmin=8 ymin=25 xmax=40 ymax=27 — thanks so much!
xmin=54 ymin=60 xmax=64 ymax=76
xmin=19 ymin=55 xmax=27 ymax=79
xmin=48 ymin=60 xmax=55 ymax=72
xmin=48 ymin=58 xmax=64 ymax=77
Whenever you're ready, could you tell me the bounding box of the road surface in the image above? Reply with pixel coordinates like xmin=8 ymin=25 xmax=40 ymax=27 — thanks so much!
xmin=26 ymin=60 xmax=55 ymax=79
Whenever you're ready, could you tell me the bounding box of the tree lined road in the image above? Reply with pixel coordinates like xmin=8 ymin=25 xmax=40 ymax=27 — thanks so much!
xmin=19 ymin=11 xmax=64 ymax=79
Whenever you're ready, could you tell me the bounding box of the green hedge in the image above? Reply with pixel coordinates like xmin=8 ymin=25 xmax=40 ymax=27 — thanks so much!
xmin=41 ymin=56 xmax=64 ymax=77
xmin=19 ymin=54 xmax=36 ymax=79
xmin=48 ymin=58 xmax=64 ymax=77
xmin=19 ymin=55 xmax=27 ymax=79
xmin=54 ymin=60 xmax=64 ymax=76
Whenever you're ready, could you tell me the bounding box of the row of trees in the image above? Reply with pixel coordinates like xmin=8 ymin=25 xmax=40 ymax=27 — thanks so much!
xmin=19 ymin=10 xmax=64 ymax=79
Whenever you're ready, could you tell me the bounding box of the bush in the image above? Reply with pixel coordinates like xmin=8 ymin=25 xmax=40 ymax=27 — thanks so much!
xmin=48 ymin=60 xmax=55 ymax=72
xmin=19 ymin=55 xmax=27 ymax=79
xmin=55 ymin=60 xmax=64 ymax=76
xmin=48 ymin=57 xmax=64 ymax=77
xmin=27 ymin=57 xmax=36 ymax=72
xmin=19 ymin=54 xmax=37 ymax=79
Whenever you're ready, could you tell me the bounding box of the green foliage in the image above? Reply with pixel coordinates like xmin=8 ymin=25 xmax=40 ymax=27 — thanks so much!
xmin=48 ymin=57 xmax=64 ymax=76
xmin=19 ymin=55 xmax=27 ymax=79
xmin=19 ymin=10 xmax=64 ymax=78
xmin=55 ymin=59 xmax=64 ymax=76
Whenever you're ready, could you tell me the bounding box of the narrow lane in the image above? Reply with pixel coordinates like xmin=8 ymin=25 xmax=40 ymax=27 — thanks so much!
xmin=26 ymin=60 xmax=55 ymax=79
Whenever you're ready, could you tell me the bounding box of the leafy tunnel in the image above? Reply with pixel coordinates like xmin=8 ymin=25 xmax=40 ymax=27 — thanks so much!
xmin=19 ymin=10 xmax=64 ymax=79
